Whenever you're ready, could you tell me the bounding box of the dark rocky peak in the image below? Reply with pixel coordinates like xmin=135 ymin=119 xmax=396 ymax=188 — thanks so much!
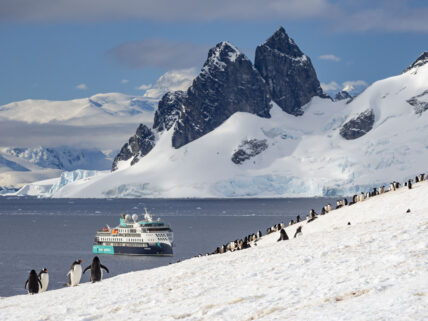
xmin=111 ymin=124 xmax=155 ymax=171
xmin=262 ymin=26 xmax=303 ymax=58
xmin=255 ymin=26 xmax=325 ymax=116
xmin=153 ymin=91 xmax=186 ymax=132
xmin=403 ymin=52 xmax=428 ymax=73
xmin=170 ymin=41 xmax=271 ymax=148
xmin=334 ymin=90 xmax=352 ymax=101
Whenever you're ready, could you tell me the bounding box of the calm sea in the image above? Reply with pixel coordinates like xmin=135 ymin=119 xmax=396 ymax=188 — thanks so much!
xmin=0 ymin=197 xmax=336 ymax=297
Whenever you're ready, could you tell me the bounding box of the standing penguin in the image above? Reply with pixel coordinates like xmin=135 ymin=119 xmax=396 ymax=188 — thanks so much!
xmin=25 ymin=270 xmax=42 ymax=294
xmin=38 ymin=268 xmax=49 ymax=293
xmin=277 ymin=229 xmax=289 ymax=241
xmin=408 ymin=179 xmax=412 ymax=190
xmin=83 ymin=256 xmax=109 ymax=283
xmin=67 ymin=259 xmax=83 ymax=286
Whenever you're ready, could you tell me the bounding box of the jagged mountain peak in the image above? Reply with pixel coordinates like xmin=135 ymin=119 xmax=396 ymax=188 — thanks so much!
xmin=404 ymin=51 xmax=428 ymax=73
xmin=255 ymin=27 xmax=324 ymax=116
xmin=262 ymin=26 xmax=304 ymax=58
xmin=201 ymin=41 xmax=246 ymax=76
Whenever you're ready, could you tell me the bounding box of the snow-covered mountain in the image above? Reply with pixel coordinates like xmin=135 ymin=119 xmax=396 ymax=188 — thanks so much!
xmin=2 ymin=180 xmax=427 ymax=320
xmin=11 ymin=28 xmax=428 ymax=198
xmin=0 ymin=93 xmax=158 ymax=188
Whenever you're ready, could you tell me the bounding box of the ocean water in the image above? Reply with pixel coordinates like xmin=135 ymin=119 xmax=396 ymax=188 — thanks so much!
xmin=0 ymin=197 xmax=336 ymax=297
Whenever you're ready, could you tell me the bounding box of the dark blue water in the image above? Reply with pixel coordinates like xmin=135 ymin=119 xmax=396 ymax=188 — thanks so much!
xmin=0 ymin=197 xmax=336 ymax=297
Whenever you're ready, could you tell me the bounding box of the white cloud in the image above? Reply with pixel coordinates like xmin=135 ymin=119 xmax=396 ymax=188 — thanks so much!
xmin=108 ymin=39 xmax=209 ymax=70
xmin=321 ymin=80 xmax=368 ymax=93
xmin=342 ymin=80 xmax=367 ymax=92
xmin=138 ymin=84 xmax=152 ymax=91
xmin=320 ymin=81 xmax=340 ymax=92
xmin=319 ymin=54 xmax=340 ymax=62
xmin=142 ymin=68 xmax=197 ymax=99
xmin=0 ymin=0 xmax=335 ymax=23
xmin=121 ymin=79 xmax=129 ymax=84
xmin=75 ymin=83 xmax=87 ymax=90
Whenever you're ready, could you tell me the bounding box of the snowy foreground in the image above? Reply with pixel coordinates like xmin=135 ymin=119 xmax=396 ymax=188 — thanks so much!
xmin=1 ymin=182 xmax=428 ymax=320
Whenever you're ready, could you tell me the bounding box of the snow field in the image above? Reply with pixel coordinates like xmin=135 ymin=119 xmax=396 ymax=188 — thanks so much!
xmin=1 ymin=181 xmax=427 ymax=320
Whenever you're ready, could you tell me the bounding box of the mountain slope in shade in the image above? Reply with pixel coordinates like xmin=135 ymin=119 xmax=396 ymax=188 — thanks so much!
xmin=35 ymin=52 xmax=428 ymax=198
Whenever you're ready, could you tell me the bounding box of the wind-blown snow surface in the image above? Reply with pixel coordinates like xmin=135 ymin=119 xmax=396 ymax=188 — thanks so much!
xmin=48 ymin=61 xmax=428 ymax=198
xmin=2 ymin=181 xmax=427 ymax=320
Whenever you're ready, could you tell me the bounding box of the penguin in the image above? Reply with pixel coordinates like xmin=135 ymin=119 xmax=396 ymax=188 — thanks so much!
xmin=38 ymin=268 xmax=49 ymax=293
xmin=344 ymin=198 xmax=348 ymax=206
xmin=277 ymin=228 xmax=289 ymax=241
xmin=67 ymin=259 xmax=83 ymax=286
xmin=408 ymin=179 xmax=412 ymax=189
xmin=415 ymin=176 xmax=419 ymax=183
xmin=296 ymin=215 xmax=301 ymax=223
xmin=294 ymin=226 xmax=302 ymax=238
xmin=406 ymin=209 xmax=411 ymax=213
xmin=289 ymin=219 xmax=294 ymax=226
xmin=25 ymin=270 xmax=42 ymax=294
xmin=83 ymin=257 xmax=109 ymax=283
xmin=321 ymin=207 xmax=326 ymax=214
xmin=347 ymin=222 xmax=351 ymax=226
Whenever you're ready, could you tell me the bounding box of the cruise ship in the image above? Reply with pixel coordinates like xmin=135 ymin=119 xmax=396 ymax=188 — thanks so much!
xmin=92 ymin=210 xmax=173 ymax=256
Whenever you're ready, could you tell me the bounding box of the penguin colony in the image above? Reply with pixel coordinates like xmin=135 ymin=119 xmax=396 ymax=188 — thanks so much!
xmin=189 ymin=173 xmax=426 ymax=260
xmin=24 ymin=256 xmax=109 ymax=294
xmin=24 ymin=173 xmax=426 ymax=290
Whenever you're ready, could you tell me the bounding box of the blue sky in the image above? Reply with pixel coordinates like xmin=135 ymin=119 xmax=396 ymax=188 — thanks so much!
xmin=1 ymin=0 xmax=427 ymax=105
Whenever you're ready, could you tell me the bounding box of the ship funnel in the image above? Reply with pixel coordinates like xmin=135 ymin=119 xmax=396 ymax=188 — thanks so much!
xmin=125 ymin=214 xmax=131 ymax=222
xmin=132 ymin=214 xmax=139 ymax=222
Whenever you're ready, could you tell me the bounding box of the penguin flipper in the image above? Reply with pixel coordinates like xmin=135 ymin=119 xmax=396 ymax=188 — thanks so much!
xmin=38 ymin=279 xmax=43 ymax=289
xmin=83 ymin=265 xmax=91 ymax=274
xmin=100 ymin=264 xmax=109 ymax=273
xmin=24 ymin=279 xmax=28 ymax=289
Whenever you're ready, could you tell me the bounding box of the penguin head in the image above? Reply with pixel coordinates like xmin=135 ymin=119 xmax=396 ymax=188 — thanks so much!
xmin=93 ymin=256 xmax=100 ymax=263
xmin=41 ymin=268 xmax=48 ymax=273
xmin=30 ymin=270 xmax=37 ymax=276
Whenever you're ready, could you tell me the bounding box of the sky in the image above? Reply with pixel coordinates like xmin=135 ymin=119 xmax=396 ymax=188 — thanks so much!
xmin=1 ymin=0 xmax=428 ymax=105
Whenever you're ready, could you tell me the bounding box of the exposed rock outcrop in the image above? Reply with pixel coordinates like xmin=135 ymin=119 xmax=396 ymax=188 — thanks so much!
xmin=111 ymin=124 xmax=155 ymax=171
xmin=403 ymin=52 xmax=428 ymax=73
xmin=339 ymin=109 xmax=375 ymax=140
xmin=254 ymin=27 xmax=325 ymax=116
xmin=153 ymin=91 xmax=186 ymax=132
xmin=231 ymin=139 xmax=268 ymax=164
xmin=334 ymin=90 xmax=352 ymax=101
xmin=407 ymin=90 xmax=428 ymax=115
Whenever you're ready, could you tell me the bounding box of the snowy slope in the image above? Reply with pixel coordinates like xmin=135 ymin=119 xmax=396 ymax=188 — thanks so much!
xmin=1 ymin=180 xmax=427 ymax=320
xmin=44 ymin=59 xmax=428 ymax=198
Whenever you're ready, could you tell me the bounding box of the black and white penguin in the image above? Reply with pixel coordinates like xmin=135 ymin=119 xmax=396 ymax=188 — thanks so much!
xmin=296 ymin=215 xmax=301 ymax=223
xmin=344 ymin=198 xmax=348 ymax=206
xmin=321 ymin=207 xmax=326 ymax=214
xmin=38 ymin=268 xmax=49 ymax=293
xmin=257 ymin=230 xmax=262 ymax=239
xmin=83 ymin=257 xmax=109 ymax=283
xmin=294 ymin=226 xmax=303 ymax=238
xmin=67 ymin=259 xmax=83 ymax=286
xmin=25 ymin=270 xmax=42 ymax=294
xmin=408 ymin=179 xmax=412 ymax=189
xmin=277 ymin=228 xmax=289 ymax=241
xmin=289 ymin=219 xmax=295 ymax=226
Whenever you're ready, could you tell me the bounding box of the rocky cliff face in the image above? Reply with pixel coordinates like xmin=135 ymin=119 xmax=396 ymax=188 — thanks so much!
xmin=153 ymin=91 xmax=186 ymax=132
xmin=113 ymin=27 xmax=327 ymax=170
xmin=169 ymin=42 xmax=271 ymax=148
xmin=339 ymin=109 xmax=375 ymax=140
xmin=254 ymin=27 xmax=324 ymax=116
xmin=111 ymin=124 xmax=155 ymax=171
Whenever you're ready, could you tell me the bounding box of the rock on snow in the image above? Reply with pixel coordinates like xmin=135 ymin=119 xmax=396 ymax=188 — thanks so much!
xmin=1 ymin=181 xmax=427 ymax=320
